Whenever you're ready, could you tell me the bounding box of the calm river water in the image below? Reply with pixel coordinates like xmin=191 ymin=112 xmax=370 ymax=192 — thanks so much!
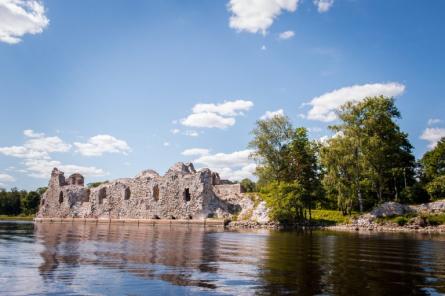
xmin=0 ymin=221 xmax=444 ymax=295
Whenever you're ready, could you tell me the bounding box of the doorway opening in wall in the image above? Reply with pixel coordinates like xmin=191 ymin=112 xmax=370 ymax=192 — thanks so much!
xmin=59 ymin=192 xmax=63 ymax=204
xmin=124 ymin=187 xmax=131 ymax=200
xmin=153 ymin=185 xmax=159 ymax=202
xmin=183 ymin=188 xmax=191 ymax=202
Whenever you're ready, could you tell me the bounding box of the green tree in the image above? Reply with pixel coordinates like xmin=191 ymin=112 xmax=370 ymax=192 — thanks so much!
xmin=249 ymin=115 xmax=321 ymax=222
xmin=320 ymin=135 xmax=361 ymax=214
xmin=425 ymin=176 xmax=445 ymax=200
xmin=260 ymin=181 xmax=306 ymax=224
xmin=240 ymin=178 xmax=257 ymax=192
xmin=21 ymin=191 xmax=41 ymax=215
xmin=420 ymin=138 xmax=445 ymax=182
xmin=249 ymin=115 xmax=294 ymax=184
xmin=322 ymin=96 xmax=416 ymax=212
xmin=420 ymin=139 xmax=445 ymax=200
xmin=0 ymin=188 xmax=22 ymax=215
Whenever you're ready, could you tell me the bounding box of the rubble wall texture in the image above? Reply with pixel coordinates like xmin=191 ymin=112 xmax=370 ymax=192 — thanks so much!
xmin=37 ymin=163 xmax=248 ymax=220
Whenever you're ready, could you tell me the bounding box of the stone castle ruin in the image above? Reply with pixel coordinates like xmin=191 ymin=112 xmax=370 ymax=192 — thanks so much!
xmin=37 ymin=162 xmax=254 ymax=221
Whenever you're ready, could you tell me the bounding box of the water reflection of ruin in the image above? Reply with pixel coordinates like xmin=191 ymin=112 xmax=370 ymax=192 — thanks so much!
xmin=35 ymin=223 xmax=222 ymax=289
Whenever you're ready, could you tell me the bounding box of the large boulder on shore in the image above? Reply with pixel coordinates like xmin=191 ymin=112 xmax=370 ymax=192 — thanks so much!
xmin=370 ymin=202 xmax=413 ymax=218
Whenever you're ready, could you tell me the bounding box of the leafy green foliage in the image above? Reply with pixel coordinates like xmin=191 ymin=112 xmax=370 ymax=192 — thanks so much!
xmin=321 ymin=96 xmax=416 ymax=213
xmin=393 ymin=216 xmax=408 ymax=226
xmin=425 ymin=214 xmax=445 ymax=226
xmin=0 ymin=188 xmax=45 ymax=216
xmin=249 ymin=115 xmax=322 ymax=223
xmin=260 ymin=181 xmax=307 ymax=224
xmin=400 ymin=183 xmax=429 ymax=204
xmin=420 ymin=138 xmax=445 ymax=200
xmin=425 ymin=176 xmax=445 ymax=200
xmin=249 ymin=115 xmax=294 ymax=183
xmin=310 ymin=209 xmax=354 ymax=225
xmin=420 ymin=138 xmax=445 ymax=181
xmin=240 ymin=178 xmax=257 ymax=192
xmin=87 ymin=181 xmax=108 ymax=188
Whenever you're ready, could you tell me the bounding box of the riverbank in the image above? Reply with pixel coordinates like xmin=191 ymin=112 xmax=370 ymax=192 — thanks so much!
xmin=326 ymin=224 xmax=445 ymax=234
xmin=227 ymin=220 xmax=445 ymax=233
xmin=0 ymin=215 xmax=34 ymax=221
xmin=228 ymin=201 xmax=445 ymax=233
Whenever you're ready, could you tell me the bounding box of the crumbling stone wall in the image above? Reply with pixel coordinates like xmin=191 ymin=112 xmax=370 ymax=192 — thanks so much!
xmin=37 ymin=162 xmax=247 ymax=220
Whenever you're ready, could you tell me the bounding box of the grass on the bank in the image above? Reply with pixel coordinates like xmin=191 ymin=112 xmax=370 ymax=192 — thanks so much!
xmin=0 ymin=215 xmax=35 ymax=221
xmin=310 ymin=210 xmax=357 ymax=225
xmin=376 ymin=213 xmax=445 ymax=226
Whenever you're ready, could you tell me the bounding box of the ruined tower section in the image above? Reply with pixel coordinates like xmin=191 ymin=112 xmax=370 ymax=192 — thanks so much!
xmin=38 ymin=168 xmax=91 ymax=218
xmin=36 ymin=162 xmax=247 ymax=220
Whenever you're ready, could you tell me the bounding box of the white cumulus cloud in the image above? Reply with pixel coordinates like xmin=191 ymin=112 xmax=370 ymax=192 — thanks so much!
xmin=279 ymin=30 xmax=294 ymax=40
xmin=261 ymin=109 xmax=284 ymax=120
xmin=193 ymin=149 xmax=256 ymax=181
xmin=74 ymin=135 xmax=131 ymax=157
xmin=305 ymin=82 xmax=406 ymax=122
xmin=181 ymin=148 xmax=210 ymax=156
xmin=0 ymin=129 xmax=71 ymax=159
xmin=181 ymin=100 xmax=253 ymax=129
xmin=0 ymin=0 xmax=49 ymax=44
xmin=228 ymin=0 xmax=299 ymax=34
xmin=182 ymin=112 xmax=236 ymax=129
xmin=0 ymin=130 xmax=106 ymax=179
xmin=313 ymin=0 xmax=334 ymax=13
xmin=421 ymin=128 xmax=445 ymax=149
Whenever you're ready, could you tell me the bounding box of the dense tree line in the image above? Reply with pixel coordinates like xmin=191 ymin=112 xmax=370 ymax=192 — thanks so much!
xmin=0 ymin=187 xmax=46 ymax=216
xmin=248 ymin=96 xmax=445 ymax=223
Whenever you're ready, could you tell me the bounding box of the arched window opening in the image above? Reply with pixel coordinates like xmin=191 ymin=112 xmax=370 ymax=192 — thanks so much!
xmin=183 ymin=188 xmax=191 ymax=202
xmin=124 ymin=187 xmax=131 ymax=200
xmin=59 ymin=191 xmax=64 ymax=204
xmin=153 ymin=185 xmax=159 ymax=202
xmin=83 ymin=189 xmax=90 ymax=202
xmin=98 ymin=187 xmax=107 ymax=204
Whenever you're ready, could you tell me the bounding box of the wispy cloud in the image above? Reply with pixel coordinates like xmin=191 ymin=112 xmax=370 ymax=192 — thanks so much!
xmin=279 ymin=30 xmax=295 ymax=40
xmin=183 ymin=130 xmax=199 ymax=137
xmin=0 ymin=173 xmax=15 ymax=183
xmin=170 ymin=128 xmax=180 ymax=134
xmin=428 ymin=118 xmax=443 ymax=126
xmin=181 ymin=148 xmax=210 ymax=156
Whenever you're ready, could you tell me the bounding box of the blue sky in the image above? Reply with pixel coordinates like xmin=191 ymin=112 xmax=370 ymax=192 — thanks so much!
xmin=0 ymin=0 xmax=444 ymax=190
